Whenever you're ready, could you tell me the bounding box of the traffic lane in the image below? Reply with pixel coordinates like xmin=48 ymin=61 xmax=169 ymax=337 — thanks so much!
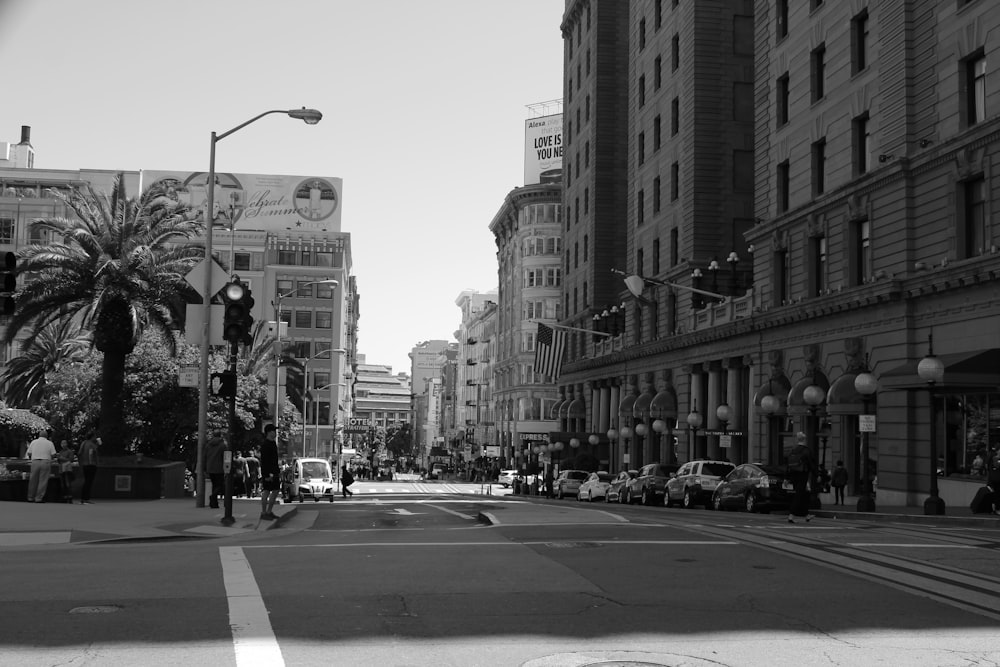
xmin=0 ymin=541 xmax=236 ymax=663
xmin=245 ymin=519 xmax=996 ymax=647
xmin=306 ymin=498 xmax=512 ymax=532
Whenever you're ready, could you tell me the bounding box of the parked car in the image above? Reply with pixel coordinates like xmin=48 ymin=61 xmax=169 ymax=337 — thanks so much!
xmin=286 ymin=458 xmax=336 ymax=503
xmin=498 ymin=470 xmax=518 ymax=488
xmin=625 ymin=463 xmax=680 ymax=505
xmin=576 ymin=471 xmax=612 ymax=502
xmin=606 ymin=469 xmax=638 ymax=503
xmin=553 ymin=469 xmax=590 ymax=499
xmin=665 ymin=459 xmax=736 ymax=509
xmin=712 ymin=463 xmax=795 ymax=513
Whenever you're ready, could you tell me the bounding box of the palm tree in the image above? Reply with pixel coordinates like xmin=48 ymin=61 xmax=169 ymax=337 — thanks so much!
xmin=0 ymin=316 xmax=91 ymax=408
xmin=239 ymin=321 xmax=305 ymax=412
xmin=4 ymin=173 xmax=204 ymax=453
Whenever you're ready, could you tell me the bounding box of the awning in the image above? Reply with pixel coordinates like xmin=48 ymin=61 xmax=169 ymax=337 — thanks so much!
xmin=633 ymin=390 xmax=655 ymax=420
xmin=618 ymin=392 xmax=637 ymax=418
xmin=565 ymin=397 xmax=586 ymax=419
xmin=826 ymin=372 xmax=870 ymax=415
xmin=753 ymin=375 xmax=791 ymax=416
xmin=786 ymin=371 xmax=829 ymax=416
xmin=880 ymin=349 xmax=1000 ymax=390
xmin=549 ymin=396 xmax=566 ymax=419
xmin=649 ymin=387 xmax=678 ymax=420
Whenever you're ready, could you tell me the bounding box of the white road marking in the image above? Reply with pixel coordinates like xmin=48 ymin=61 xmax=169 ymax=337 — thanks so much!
xmin=847 ymin=543 xmax=977 ymax=548
xmin=249 ymin=539 xmax=739 ymax=549
xmin=428 ymin=504 xmax=476 ymax=520
xmin=219 ymin=546 xmax=284 ymax=667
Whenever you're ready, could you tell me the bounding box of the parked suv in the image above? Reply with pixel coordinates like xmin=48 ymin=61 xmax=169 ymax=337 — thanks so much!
xmin=625 ymin=463 xmax=680 ymax=506
xmin=665 ymin=459 xmax=736 ymax=509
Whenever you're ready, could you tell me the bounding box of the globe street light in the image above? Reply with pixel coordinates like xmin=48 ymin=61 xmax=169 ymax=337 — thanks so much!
xmin=687 ymin=402 xmax=703 ymax=458
xmin=854 ymin=363 xmax=878 ymax=512
xmin=917 ymin=334 xmax=946 ymax=515
xmin=196 ymin=107 xmax=323 ymax=510
xmin=803 ymin=382 xmax=827 ymax=509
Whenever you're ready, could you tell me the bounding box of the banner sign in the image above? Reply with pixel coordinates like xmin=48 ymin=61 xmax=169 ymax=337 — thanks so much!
xmin=343 ymin=417 xmax=373 ymax=434
xmin=523 ymin=114 xmax=563 ymax=185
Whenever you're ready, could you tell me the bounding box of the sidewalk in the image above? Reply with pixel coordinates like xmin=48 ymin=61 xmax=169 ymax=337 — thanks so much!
xmin=0 ymin=497 xmax=300 ymax=547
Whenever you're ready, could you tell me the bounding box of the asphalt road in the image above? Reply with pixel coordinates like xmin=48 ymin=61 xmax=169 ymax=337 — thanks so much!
xmin=3 ymin=492 xmax=999 ymax=667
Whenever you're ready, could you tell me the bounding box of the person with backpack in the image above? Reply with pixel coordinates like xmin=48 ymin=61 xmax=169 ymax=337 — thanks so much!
xmin=786 ymin=432 xmax=816 ymax=523
xmin=831 ymin=460 xmax=849 ymax=505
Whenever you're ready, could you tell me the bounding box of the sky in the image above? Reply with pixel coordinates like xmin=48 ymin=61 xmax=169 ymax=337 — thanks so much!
xmin=0 ymin=0 xmax=565 ymax=376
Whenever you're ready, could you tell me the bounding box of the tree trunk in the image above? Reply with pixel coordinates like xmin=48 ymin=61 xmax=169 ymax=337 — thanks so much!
xmin=99 ymin=347 xmax=128 ymax=455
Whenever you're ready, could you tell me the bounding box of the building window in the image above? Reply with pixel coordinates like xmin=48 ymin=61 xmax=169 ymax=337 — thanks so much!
xmin=315 ymin=311 xmax=332 ymax=329
xmin=671 ymin=34 xmax=679 ymax=71
xmin=853 ymin=112 xmax=870 ymax=176
xmin=277 ymin=250 xmax=297 ymax=265
xmin=279 ymin=309 xmax=291 ymax=325
xmin=811 ymin=44 xmax=826 ymax=102
xmin=295 ymin=310 xmax=312 ymax=328
xmin=654 ymin=115 xmax=662 ymax=150
xmin=316 ymin=282 xmax=334 ymax=299
xmin=639 ymin=75 xmax=646 ymax=107
xmin=276 ymin=279 xmax=293 ymax=296
xmin=585 ymin=141 xmax=590 ymax=168
xmin=777 ymin=160 xmax=790 ymax=213
xmin=0 ymin=218 xmax=12 ymax=244
xmin=637 ymin=190 xmax=645 ymax=226
xmin=775 ymin=248 xmax=789 ymax=305
xmin=777 ymin=73 xmax=789 ymax=126
xmin=296 ymin=280 xmax=314 ymax=298
xmin=583 ymin=281 xmax=589 ymax=307
xmin=777 ymin=0 xmax=788 ymax=39
xmin=961 ymin=175 xmax=987 ymax=258
xmin=640 ymin=18 xmax=647 ymax=50
xmin=585 ymin=95 xmax=591 ymax=122
xmin=655 ymin=56 xmax=662 ymax=89
xmin=671 ymin=162 xmax=679 ymax=200
xmin=671 ymin=97 xmax=679 ymax=135
xmin=670 ymin=228 xmax=679 ymax=266
xmin=575 ymin=198 xmax=580 ymax=224
xmin=810 ymin=235 xmax=827 ymax=296
xmin=584 ymin=187 xmax=590 ymax=214
xmin=638 ymin=132 xmax=646 ymax=165
xmin=812 ymin=138 xmax=826 ymax=196
xmin=583 ymin=234 xmax=589 ymax=261
xmin=233 ymin=252 xmax=251 ymax=271
xmin=289 ymin=341 xmax=310 ymax=359
xmin=852 ymin=9 xmax=869 ymax=74
xmin=653 ymin=176 xmax=662 ymax=213
xmin=586 ymin=49 xmax=591 ymax=76
xmin=965 ymin=52 xmax=987 ymax=126
xmin=655 ymin=0 xmax=663 ymax=29
xmin=313 ymin=372 xmax=330 ymax=390
xmin=637 ymin=248 xmax=645 ymax=276
xmin=653 ymin=239 xmax=661 ymax=274
xmin=852 ymin=218 xmax=871 ymax=285
xmin=574 ymin=242 xmax=579 ymax=268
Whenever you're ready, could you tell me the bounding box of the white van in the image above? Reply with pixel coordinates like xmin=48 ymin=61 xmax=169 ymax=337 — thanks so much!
xmin=287 ymin=458 xmax=336 ymax=502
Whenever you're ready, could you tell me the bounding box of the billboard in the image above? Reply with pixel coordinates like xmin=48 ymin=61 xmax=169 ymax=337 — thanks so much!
xmin=523 ymin=113 xmax=563 ymax=185
xmin=142 ymin=170 xmax=343 ymax=233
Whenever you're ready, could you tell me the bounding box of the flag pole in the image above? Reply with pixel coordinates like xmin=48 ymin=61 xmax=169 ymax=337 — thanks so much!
xmin=529 ymin=321 xmax=614 ymax=338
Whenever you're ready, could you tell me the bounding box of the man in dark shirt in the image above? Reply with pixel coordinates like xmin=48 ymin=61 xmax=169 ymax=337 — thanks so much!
xmin=204 ymin=431 xmax=226 ymax=509
xmin=259 ymin=424 xmax=281 ymax=520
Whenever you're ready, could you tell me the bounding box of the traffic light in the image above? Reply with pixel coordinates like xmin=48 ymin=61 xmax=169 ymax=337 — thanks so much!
xmin=221 ymin=280 xmax=254 ymax=346
xmin=2 ymin=252 xmax=15 ymax=315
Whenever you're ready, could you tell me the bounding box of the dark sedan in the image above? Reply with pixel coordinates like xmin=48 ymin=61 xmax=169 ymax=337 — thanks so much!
xmin=625 ymin=462 xmax=680 ymax=506
xmin=606 ymin=469 xmax=638 ymax=503
xmin=711 ymin=463 xmax=794 ymax=513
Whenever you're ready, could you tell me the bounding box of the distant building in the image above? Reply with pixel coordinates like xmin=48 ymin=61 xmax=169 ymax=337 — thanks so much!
xmin=454 ymin=290 xmax=498 ymax=465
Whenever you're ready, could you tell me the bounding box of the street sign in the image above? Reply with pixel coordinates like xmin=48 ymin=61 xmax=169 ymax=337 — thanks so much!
xmin=178 ymin=366 xmax=199 ymax=387
xmin=859 ymin=415 xmax=877 ymax=432
xmin=184 ymin=257 xmax=230 ymax=298
xmin=720 ymin=434 xmax=732 ymax=448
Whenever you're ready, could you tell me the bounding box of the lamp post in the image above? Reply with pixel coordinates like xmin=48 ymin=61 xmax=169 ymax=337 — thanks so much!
xmin=652 ymin=418 xmax=671 ymax=464
xmin=716 ymin=403 xmax=731 ymax=459
xmin=687 ymin=402 xmax=703 ymax=458
xmin=270 ymin=279 xmax=339 ymax=422
xmin=607 ymin=428 xmax=619 ymax=472
xmin=196 ymin=106 xmax=323 ymax=509
xmin=620 ymin=426 xmax=633 ymax=468
xmin=708 ymin=259 xmax=720 ymax=299
xmin=691 ymin=269 xmax=704 ymax=309
xmin=299 ymin=348 xmax=345 ymax=457
xmin=917 ymin=334 xmax=946 ymax=515
xmin=803 ymin=383 xmax=826 ymax=510
xmin=854 ymin=363 xmax=878 ymax=512
xmin=726 ymin=251 xmax=740 ymax=293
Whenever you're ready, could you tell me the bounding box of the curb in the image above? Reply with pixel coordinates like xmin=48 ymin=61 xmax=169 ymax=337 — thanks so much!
xmin=812 ymin=508 xmax=1000 ymax=528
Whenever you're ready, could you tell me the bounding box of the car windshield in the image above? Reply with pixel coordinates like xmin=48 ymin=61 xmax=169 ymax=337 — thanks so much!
xmin=595 ymin=472 xmax=611 ymax=481
xmin=653 ymin=465 xmax=677 ymax=477
xmin=754 ymin=464 xmax=787 ymax=476
xmin=704 ymin=463 xmax=735 ymax=476
xmin=566 ymin=471 xmax=589 ymax=481
xmin=301 ymin=462 xmax=330 ymax=479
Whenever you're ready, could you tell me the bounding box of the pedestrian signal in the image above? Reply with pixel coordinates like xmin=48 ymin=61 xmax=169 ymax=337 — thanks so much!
xmin=210 ymin=371 xmax=237 ymax=397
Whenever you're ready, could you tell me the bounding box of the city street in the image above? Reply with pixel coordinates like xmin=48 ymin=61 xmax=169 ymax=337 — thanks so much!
xmin=2 ymin=488 xmax=999 ymax=666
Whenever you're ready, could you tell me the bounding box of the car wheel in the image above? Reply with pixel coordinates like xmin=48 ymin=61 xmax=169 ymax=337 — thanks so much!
xmin=665 ymin=491 xmax=675 ymax=508
xmin=745 ymin=493 xmax=758 ymax=513
xmin=641 ymin=488 xmax=652 ymax=506
xmin=712 ymin=493 xmax=723 ymax=511
xmin=557 ymin=489 xmax=564 ymax=500
xmin=683 ymin=490 xmax=695 ymax=509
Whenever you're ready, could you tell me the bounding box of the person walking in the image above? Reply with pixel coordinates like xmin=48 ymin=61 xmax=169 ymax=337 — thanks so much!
xmin=57 ymin=439 xmax=77 ymax=503
xmin=78 ymin=431 xmax=100 ymax=504
xmin=204 ymin=430 xmax=227 ymax=509
xmin=831 ymin=460 xmax=849 ymax=505
xmin=259 ymin=425 xmax=281 ymax=520
xmin=988 ymin=449 xmax=1000 ymax=516
xmin=26 ymin=429 xmax=57 ymax=503
xmin=341 ymin=465 xmax=354 ymax=498
xmin=786 ymin=432 xmax=816 ymax=523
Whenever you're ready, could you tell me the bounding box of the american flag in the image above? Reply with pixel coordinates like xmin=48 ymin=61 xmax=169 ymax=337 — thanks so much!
xmin=533 ymin=323 xmax=566 ymax=380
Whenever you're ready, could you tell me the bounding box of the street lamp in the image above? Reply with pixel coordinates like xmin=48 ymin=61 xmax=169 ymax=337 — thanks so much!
xmin=726 ymin=251 xmax=740 ymax=293
xmin=854 ymin=362 xmax=878 ymax=512
xmin=300 ymin=348 xmax=346 ymax=457
xmin=196 ymin=106 xmax=323 ymax=509
xmin=271 ymin=279 xmax=339 ymax=421
xmin=687 ymin=402 xmax=703 ymax=457
xmin=803 ymin=382 xmax=826 ymax=509
xmin=607 ymin=427 xmax=619 ymax=472
xmin=917 ymin=334 xmax=946 ymax=515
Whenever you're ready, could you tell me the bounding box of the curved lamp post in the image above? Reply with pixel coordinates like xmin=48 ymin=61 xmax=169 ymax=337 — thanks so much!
xmin=196 ymin=107 xmax=322 ymax=511
xmin=620 ymin=426 xmax=633 ymax=467
xmin=687 ymin=402 xmax=703 ymax=457
xmin=917 ymin=334 xmax=946 ymax=515
xmin=607 ymin=428 xmax=619 ymax=471
xmin=803 ymin=383 xmax=826 ymax=509
xmin=854 ymin=364 xmax=878 ymax=512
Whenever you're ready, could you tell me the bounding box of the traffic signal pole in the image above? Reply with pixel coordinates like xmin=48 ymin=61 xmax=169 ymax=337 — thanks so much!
xmin=221 ymin=339 xmax=238 ymax=526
